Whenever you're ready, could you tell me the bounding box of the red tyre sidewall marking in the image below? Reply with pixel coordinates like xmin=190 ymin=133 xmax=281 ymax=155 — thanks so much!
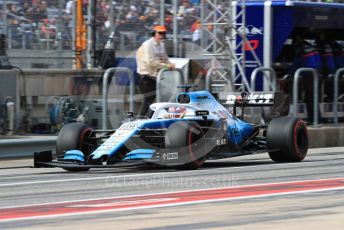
xmin=79 ymin=127 xmax=92 ymax=152
xmin=293 ymin=120 xmax=307 ymax=156
xmin=188 ymin=125 xmax=203 ymax=167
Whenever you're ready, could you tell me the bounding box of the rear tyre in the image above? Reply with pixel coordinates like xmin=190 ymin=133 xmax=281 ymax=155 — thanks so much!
xmin=267 ymin=117 xmax=308 ymax=162
xmin=165 ymin=121 xmax=206 ymax=169
xmin=56 ymin=122 xmax=94 ymax=171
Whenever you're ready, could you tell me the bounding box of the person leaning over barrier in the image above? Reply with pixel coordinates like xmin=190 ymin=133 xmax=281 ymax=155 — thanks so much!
xmin=136 ymin=25 xmax=176 ymax=116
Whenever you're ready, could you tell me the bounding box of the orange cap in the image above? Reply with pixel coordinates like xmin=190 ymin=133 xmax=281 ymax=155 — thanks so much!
xmin=153 ymin=25 xmax=167 ymax=32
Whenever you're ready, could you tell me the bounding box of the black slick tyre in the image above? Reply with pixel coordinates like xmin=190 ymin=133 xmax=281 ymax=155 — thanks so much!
xmin=56 ymin=122 xmax=94 ymax=171
xmin=165 ymin=121 xmax=206 ymax=169
xmin=267 ymin=116 xmax=308 ymax=162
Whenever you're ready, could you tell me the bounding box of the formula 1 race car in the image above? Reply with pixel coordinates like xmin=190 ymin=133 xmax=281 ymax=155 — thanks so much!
xmin=34 ymin=86 xmax=308 ymax=171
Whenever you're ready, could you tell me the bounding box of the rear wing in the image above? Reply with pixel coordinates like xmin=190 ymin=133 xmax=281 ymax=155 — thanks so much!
xmin=217 ymin=91 xmax=290 ymax=116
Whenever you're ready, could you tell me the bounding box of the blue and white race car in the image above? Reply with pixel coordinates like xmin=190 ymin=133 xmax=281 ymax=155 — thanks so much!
xmin=34 ymin=87 xmax=308 ymax=171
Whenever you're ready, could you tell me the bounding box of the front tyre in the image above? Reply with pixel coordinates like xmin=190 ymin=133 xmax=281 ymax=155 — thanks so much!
xmin=165 ymin=121 xmax=206 ymax=169
xmin=267 ymin=117 xmax=308 ymax=162
xmin=56 ymin=122 xmax=94 ymax=171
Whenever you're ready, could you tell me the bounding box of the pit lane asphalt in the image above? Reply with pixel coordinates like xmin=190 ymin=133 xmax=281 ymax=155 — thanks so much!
xmin=0 ymin=147 xmax=344 ymax=229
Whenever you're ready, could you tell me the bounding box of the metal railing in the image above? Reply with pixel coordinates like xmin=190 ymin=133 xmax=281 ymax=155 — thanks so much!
xmin=249 ymin=67 xmax=276 ymax=124
xmin=156 ymin=69 xmax=185 ymax=102
xmin=250 ymin=67 xmax=277 ymax=91
xmin=102 ymin=67 xmax=134 ymax=130
xmin=333 ymin=68 xmax=344 ymax=124
xmin=205 ymin=67 xmax=234 ymax=92
xmin=292 ymin=68 xmax=319 ymax=126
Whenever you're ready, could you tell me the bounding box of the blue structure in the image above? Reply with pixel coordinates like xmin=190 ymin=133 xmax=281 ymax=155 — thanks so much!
xmin=240 ymin=0 xmax=344 ymax=89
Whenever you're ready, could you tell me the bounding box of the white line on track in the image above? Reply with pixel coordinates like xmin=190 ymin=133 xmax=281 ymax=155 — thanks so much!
xmin=0 ymin=171 xmax=182 ymax=187
xmin=0 ymin=157 xmax=343 ymax=187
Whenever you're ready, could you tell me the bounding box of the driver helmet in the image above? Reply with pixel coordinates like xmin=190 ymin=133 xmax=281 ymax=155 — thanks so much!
xmin=165 ymin=106 xmax=187 ymax=119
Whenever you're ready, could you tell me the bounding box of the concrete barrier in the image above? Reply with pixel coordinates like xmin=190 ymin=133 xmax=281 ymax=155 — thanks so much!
xmin=0 ymin=136 xmax=56 ymax=158
xmin=308 ymin=125 xmax=344 ymax=148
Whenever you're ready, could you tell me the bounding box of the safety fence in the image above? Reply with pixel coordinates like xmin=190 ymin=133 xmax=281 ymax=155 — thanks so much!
xmin=250 ymin=67 xmax=277 ymax=91
xmin=204 ymin=66 xmax=344 ymax=125
xmin=289 ymin=67 xmax=344 ymax=125
xmin=250 ymin=67 xmax=344 ymax=126
xmin=292 ymin=68 xmax=319 ymax=125
xmin=333 ymin=68 xmax=344 ymax=124
xmin=249 ymin=67 xmax=276 ymax=123
xmin=205 ymin=67 xmax=234 ymax=93
xmin=156 ymin=69 xmax=186 ymax=103
xmin=102 ymin=67 xmax=134 ymax=130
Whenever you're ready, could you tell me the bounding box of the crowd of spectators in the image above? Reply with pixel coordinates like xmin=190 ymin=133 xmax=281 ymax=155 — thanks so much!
xmin=0 ymin=0 xmax=205 ymax=50
xmin=109 ymin=0 xmax=204 ymax=48
xmin=1 ymin=0 xmax=60 ymax=49
xmin=1 ymin=0 xmax=344 ymax=50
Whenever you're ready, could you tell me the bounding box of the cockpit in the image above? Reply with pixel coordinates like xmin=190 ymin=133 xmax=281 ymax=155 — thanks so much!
xmin=149 ymin=103 xmax=198 ymax=120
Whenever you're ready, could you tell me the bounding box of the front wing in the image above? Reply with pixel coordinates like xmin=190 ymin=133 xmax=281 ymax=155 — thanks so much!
xmin=33 ymin=149 xmax=186 ymax=169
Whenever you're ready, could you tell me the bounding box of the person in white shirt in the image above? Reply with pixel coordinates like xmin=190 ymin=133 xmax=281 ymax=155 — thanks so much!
xmin=136 ymin=25 xmax=175 ymax=115
xmin=65 ymin=0 xmax=73 ymax=14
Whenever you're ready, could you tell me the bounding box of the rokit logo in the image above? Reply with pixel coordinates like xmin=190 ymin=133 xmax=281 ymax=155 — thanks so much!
xmin=225 ymin=93 xmax=273 ymax=105
xmin=247 ymin=94 xmax=273 ymax=104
